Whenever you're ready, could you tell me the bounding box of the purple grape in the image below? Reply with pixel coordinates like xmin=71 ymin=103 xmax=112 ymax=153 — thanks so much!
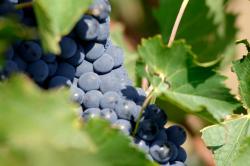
xmin=105 ymin=45 xmax=124 ymax=68
xmin=135 ymin=88 xmax=146 ymax=105
xmin=175 ymin=147 xmax=187 ymax=162
xmin=111 ymin=67 xmax=132 ymax=86
xmin=100 ymin=91 xmax=120 ymax=109
xmin=47 ymin=61 xmax=58 ymax=77
xmin=82 ymin=108 xmax=101 ymax=121
xmin=3 ymin=60 xmax=18 ymax=75
xmin=0 ymin=0 xmax=14 ymax=15
xmin=59 ymin=37 xmax=77 ymax=59
xmin=27 ymin=60 xmax=49 ymax=82
xmin=149 ymin=141 xmax=178 ymax=164
xmin=166 ymin=126 xmax=186 ymax=146
xmin=111 ymin=66 xmax=129 ymax=79
xmin=104 ymin=38 xmax=112 ymax=49
xmin=89 ymin=0 xmax=111 ymax=21
xmin=93 ymin=53 xmax=114 ymax=74
xmin=18 ymin=41 xmax=42 ymax=62
xmin=114 ymin=99 xmax=137 ymax=120
xmin=49 ymin=76 xmax=71 ymax=88
xmin=100 ymin=73 xmax=120 ymax=93
xmin=85 ymin=42 xmax=105 ymax=62
xmin=5 ymin=46 xmax=14 ymax=60
xmin=137 ymin=119 xmax=160 ymax=141
xmin=56 ymin=62 xmax=75 ymax=80
xmin=131 ymin=105 xmax=141 ymax=122
xmin=113 ymin=119 xmax=132 ymax=135
xmin=78 ymin=72 xmax=100 ymax=91
xmin=82 ymin=90 xmax=103 ymax=108
xmin=155 ymin=129 xmax=168 ymax=144
xmin=75 ymin=15 xmax=100 ymax=41
xmin=134 ymin=138 xmax=150 ymax=153
xmin=144 ymin=104 xmax=167 ymax=127
xmin=120 ymin=85 xmax=139 ymax=102
xmin=67 ymin=46 xmax=85 ymax=66
xmin=70 ymin=86 xmax=85 ymax=104
xmin=72 ymin=77 xmax=78 ymax=86
xmin=75 ymin=60 xmax=93 ymax=77
xmin=13 ymin=56 xmax=27 ymax=71
xmin=42 ymin=53 xmax=56 ymax=63
xmin=100 ymin=108 xmax=118 ymax=123
xmin=97 ymin=17 xmax=110 ymax=41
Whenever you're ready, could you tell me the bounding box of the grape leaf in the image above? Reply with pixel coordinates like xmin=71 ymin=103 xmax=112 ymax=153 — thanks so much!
xmin=138 ymin=36 xmax=240 ymax=123
xmin=84 ymin=120 xmax=156 ymax=166
xmin=0 ymin=75 xmax=154 ymax=166
xmin=153 ymin=0 xmax=237 ymax=64
xmin=234 ymin=137 xmax=250 ymax=166
xmin=33 ymin=0 xmax=92 ymax=54
xmin=233 ymin=55 xmax=250 ymax=110
xmin=201 ymin=115 xmax=250 ymax=166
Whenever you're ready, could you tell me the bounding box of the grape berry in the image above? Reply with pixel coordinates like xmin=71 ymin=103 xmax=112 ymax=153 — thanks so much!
xmin=0 ymin=0 xmax=187 ymax=165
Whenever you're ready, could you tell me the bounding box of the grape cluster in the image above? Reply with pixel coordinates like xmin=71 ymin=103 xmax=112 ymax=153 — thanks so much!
xmin=0 ymin=0 xmax=187 ymax=165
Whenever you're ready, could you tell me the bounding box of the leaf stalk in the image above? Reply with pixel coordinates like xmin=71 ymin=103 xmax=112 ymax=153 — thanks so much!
xmin=168 ymin=0 xmax=189 ymax=47
xmin=132 ymin=89 xmax=155 ymax=136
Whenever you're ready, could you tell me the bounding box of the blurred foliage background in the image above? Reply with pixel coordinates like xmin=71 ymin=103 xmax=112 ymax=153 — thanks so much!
xmin=109 ymin=0 xmax=250 ymax=165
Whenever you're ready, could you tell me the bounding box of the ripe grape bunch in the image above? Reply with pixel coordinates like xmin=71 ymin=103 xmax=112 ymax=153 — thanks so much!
xmin=0 ymin=0 xmax=187 ymax=165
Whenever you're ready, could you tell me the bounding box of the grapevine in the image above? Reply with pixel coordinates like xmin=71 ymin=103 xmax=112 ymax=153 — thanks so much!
xmin=0 ymin=0 xmax=187 ymax=165
xmin=0 ymin=0 xmax=250 ymax=166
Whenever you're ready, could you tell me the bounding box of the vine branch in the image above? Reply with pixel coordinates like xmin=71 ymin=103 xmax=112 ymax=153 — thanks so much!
xmin=168 ymin=0 xmax=189 ymax=47
xmin=134 ymin=0 xmax=189 ymax=135
xmin=132 ymin=89 xmax=154 ymax=136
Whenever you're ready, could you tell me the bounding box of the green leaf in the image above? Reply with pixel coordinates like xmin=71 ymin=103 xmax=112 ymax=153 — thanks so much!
xmin=156 ymin=98 xmax=187 ymax=123
xmin=138 ymin=36 xmax=240 ymax=123
xmin=153 ymin=0 xmax=237 ymax=64
xmin=0 ymin=18 xmax=36 ymax=41
xmin=110 ymin=23 xmax=139 ymax=83
xmin=84 ymin=120 xmax=156 ymax=166
xmin=233 ymin=55 xmax=250 ymax=110
xmin=33 ymin=0 xmax=92 ymax=54
xmin=234 ymin=137 xmax=250 ymax=166
xmin=201 ymin=115 xmax=250 ymax=166
xmin=0 ymin=75 xmax=93 ymax=153
xmin=0 ymin=75 xmax=154 ymax=166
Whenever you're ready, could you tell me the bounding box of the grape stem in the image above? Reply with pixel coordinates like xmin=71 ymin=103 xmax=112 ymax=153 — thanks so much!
xmin=132 ymin=89 xmax=154 ymax=136
xmin=168 ymin=0 xmax=189 ymax=47
xmin=15 ymin=2 xmax=33 ymax=10
xmin=134 ymin=0 xmax=189 ymax=136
